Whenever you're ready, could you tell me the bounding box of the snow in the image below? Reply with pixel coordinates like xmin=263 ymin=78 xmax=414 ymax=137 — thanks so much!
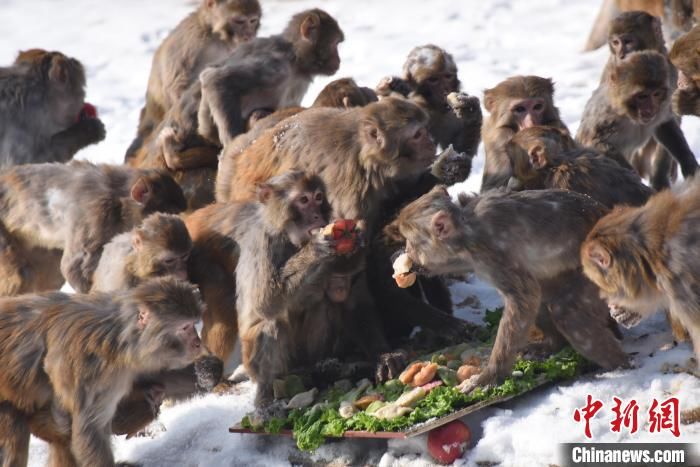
xmin=1 ymin=0 xmax=699 ymax=465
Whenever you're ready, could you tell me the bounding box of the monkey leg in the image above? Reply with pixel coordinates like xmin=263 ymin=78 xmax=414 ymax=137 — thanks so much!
xmin=0 ymin=223 xmax=27 ymax=296
xmin=47 ymin=443 xmax=78 ymax=467
xmin=547 ymin=277 xmax=629 ymax=370
xmin=199 ymin=278 xmax=238 ymax=363
xmin=650 ymin=144 xmax=675 ymax=191
xmin=241 ymin=319 xmax=290 ymax=407
xmin=667 ymin=311 xmax=690 ymax=343
xmin=0 ymin=402 xmax=30 ymax=467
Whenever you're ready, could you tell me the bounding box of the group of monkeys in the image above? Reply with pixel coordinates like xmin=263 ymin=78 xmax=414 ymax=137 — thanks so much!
xmin=1 ymin=0 xmax=700 ymax=465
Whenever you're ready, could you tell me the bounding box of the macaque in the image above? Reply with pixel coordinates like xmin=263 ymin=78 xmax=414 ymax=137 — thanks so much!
xmin=125 ymin=0 xmax=262 ymax=162
xmin=577 ymin=51 xmax=698 ymax=182
xmin=0 ymin=277 xmax=203 ymax=467
xmin=0 ymin=161 xmax=186 ymax=296
xmin=313 ymin=77 xmax=378 ymax=109
xmin=385 ymin=186 xmax=628 ymax=393
xmin=92 ymin=213 xmax=192 ymax=292
xmin=670 ymin=24 xmax=700 ymax=116
xmin=583 ymin=0 xmax=698 ymax=51
xmin=376 ymin=44 xmax=483 ymax=171
xmin=0 ymin=49 xmax=105 ymax=167
xmin=480 ymin=75 xmax=569 ymax=192
xmin=602 ymin=11 xmax=678 ymax=190
xmin=582 ymin=177 xmax=700 ymax=360
xmin=506 ymin=126 xmax=653 ymax=208
xmin=211 ymin=171 xmax=393 ymax=406
xmin=197 ymin=8 xmax=344 ymax=147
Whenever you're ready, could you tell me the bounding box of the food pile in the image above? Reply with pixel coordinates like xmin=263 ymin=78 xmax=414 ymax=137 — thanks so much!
xmin=240 ymin=310 xmax=588 ymax=452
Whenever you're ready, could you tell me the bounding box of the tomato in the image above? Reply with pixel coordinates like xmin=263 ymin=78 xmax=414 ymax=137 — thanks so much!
xmin=427 ymin=420 xmax=471 ymax=464
xmin=79 ymin=102 xmax=97 ymax=120
xmin=331 ymin=219 xmax=358 ymax=254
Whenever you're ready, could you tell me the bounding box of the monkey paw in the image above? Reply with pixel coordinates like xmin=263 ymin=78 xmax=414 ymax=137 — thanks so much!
xmin=80 ymin=117 xmax=106 ymax=144
xmin=446 ymin=92 xmax=481 ymax=121
xmin=431 ymin=145 xmax=471 ymax=185
xmin=375 ymin=76 xmax=412 ymax=98
xmin=609 ymin=305 xmax=642 ymax=328
xmin=375 ymin=349 xmax=409 ymax=383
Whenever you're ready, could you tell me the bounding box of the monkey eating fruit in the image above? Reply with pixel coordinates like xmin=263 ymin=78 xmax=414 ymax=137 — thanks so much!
xmin=392 ymin=252 xmax=417 ymax=288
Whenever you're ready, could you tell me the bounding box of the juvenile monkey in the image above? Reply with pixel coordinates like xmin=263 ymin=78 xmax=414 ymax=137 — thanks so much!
xmin=386 ymin=186 xmax=628 ymax=393
xmin=480 ymin=75 xmax=569 ymax=192
xmin=91 ymin=213 xmax=192 ymax=292
xmin=376 ymin=44 xmax=483 ymax=173
xmin=577 ymin=50 xmax=698 ymax=181
xmin=0 ymin=161 xmax=186 ymax=295
xmin=506 ymin=126 xmax=653 ymax=208
xmin=670 ymin=24 xmax=700 ymax=116
xmin=125 ymin=0 xmax=262 ymax=161
xmin=0 ymin=277 xmax=204 ymax=467
xmin=582 ymin=177 xmax=700 ymax=360
xmin=0 ymin=49 xmax=105 ymax=166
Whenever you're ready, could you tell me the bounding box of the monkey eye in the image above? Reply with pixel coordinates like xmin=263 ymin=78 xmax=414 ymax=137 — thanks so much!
xmin=612 ymin=39 xmax=621 ymax=46
xmin=249 ymin=18 xmax=259 ymax=25
xmin=513 ymin=105 xmax=526 ymax=113
xmin=427 ymin=77 xmax=440 ymax=85
xmin=314 ymin=192 xmax=324 ymax=203
xmin=652 ymin=90 xmax=664 ymax=98
xmin=413 ymin=128 xmax=426 ymax=140
xmin=298 ymin=195 xmax=309 ymax=205
xmin=233 ymin=17 xmax=246 ymax=25
xmin=533 ymin=103 xmax=544 ymax=111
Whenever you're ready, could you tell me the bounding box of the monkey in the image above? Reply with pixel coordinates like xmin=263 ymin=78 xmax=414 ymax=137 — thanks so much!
xmin=599 ymin=11 xmax=680 ymax=190
xmin=581 ymin=176 xmax=700 ymax=361
xmin=197 ymin=8 xmax=344 ymax=147
xmin=375 ymin=45 xmax=483 ymax=166
xmin=0 ymin=49 xmax=105 ymax=167
xmin=583 ymin=0 xmax=699 ymax=52
xmin=0 ymin=161 xmax=187 ymax=296
xmin=0 ymin=277 xmax=203 ymax=467
xmin=577 ymin=51 xmax=698 ymax=185
xmin=125 ymin=0 xmax=262 ymax=162
xmin=312 ymin=77 xmax=378 ymax=109
xmin=216 ymin=96 xmax=475 ymax=341
xmin=385 ymin=186 xmax=629 ymax=393
xmin=670 ymin=24 xmax=700 ymax=116
xmin=232 ymin=171 xmax=399 ymax=407
xmin=480 ymin=75 xmax=569 ymax=192
xmin=91 ymin=213 xmax=192 ymax=292
xmin=505 ymin=126 xmax=653 ymax=208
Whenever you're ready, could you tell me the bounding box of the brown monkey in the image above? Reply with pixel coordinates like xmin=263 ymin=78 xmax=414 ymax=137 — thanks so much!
xmin=197 ymin=8 xmax=344 ymax=147
xmin=232 ymin=171 xmax=395 ymax=406
xmin=91 ymin=213 xmax=192 ymax=292
xmin=0 ymin=161 xmax=186 ymax=295
xmin=584 ymin=0 xmax=698 ymax=51
xmin=376 ymin=44 xmax=483 ymax=167
xmin=312 ymin=77 xmax=378 ymax=109
xmin=480 ymin=75 xmax=569 ymax=192
xmin=385 ymin=186 xmax=629 ymax=393
xmin=125 ymin=0 xmax=262 ymax=162
xmin=577 ymin=51 xmax=698 ymax=182
xmin=0 ymin=277 xmax=203 ymax=467
xmin=600 ymin=11 xmax=679 ymax=190
xmin=670 ymin=24 xmax=700 ymax=116
xmin=581 ymin=177 xmax=700 ymax=360
xmin=0 ymin=49 xmax=105 ymax=167
xmin=506 ymin=126 xmax=653 ymax=208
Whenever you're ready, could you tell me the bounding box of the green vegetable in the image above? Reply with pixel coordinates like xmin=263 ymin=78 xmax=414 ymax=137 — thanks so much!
xmin=365 ymin=400 xmax=386 ymax=414
xmin=437 ymin=366 xmax=458 ymax=386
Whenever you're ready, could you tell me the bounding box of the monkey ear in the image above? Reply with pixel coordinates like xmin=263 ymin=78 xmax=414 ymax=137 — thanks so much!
xmin=431 ymin=210 xmax=454 ymax=240
xmin=256 ymin=183 xmax=274 ymax=204
xmin=130 ymin=177 xmax=152 ymax=205
xmin=383 ymin=221 xmax=403 ymax=242
xmin=132 ymin=232 xmax=144 ymax=251
xmin=483 ymin=91 xmax=495 ymax=113
xmin=587 ymin=244 xmax=612 ymax=270
xmin=300 ymin=12 xmax=321 ymax=43
xmin=528 ymin=145 xmax=547 ymax=169
xmin=137 ymin=306 xmax=151 ymax=330
xmin=362 ymin=121 xmax=385 ymax=150
xmin=48 ymin=56 xmax=69 ymax=85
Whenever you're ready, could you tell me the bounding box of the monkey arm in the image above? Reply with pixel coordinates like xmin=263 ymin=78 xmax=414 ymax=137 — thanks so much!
xmin=71 ymin=408 xmax=115 ymax=466
xmin=49 ymin=118 xmax=106 ymax=163
xmin=159 ymin=125 xmax=220 ymax=170
xmin=654 ymin=119 xmax=699 ymax=177
xmin=448 ymin=94 xmax=483 ymax=157
xmin=60 ymin=227 xmax=104 ymax=293
xmin=673 ymin=88 xmax=700 ymax=117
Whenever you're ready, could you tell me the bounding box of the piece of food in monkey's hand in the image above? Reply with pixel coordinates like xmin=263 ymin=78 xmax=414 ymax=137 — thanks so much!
xmin=78 ymin=102 xmax=98 ymax=121
xmin=392 ymin=252 xmax=417 ymax=288
xmin=431 ymin=144 xmax=471 ymax=185
xmin=322 ymin=219 xmax=359 ymax=255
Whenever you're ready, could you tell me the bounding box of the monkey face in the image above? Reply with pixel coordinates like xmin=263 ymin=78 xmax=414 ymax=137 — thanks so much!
xmin=509 ymin=98 xmax=546 ymax=130
xmin=628 ymin=87 xmax=667 ymax=124
xmin=609 ymin=33 xmax=640 ymax=61
xmin=174 ymin=320 xmax=203 ymax=362
xmin=417 ymin=71 xmax=460 ymax=108
xmin=286 ymin=188 xmax=328 ymax=247
xmin=325 ymin=273 xmax=352 ymax=303
xmin=229 ymin=14 xmax=260 ymax=45
xmin=157 ymin=250 xmax=190 ymax=281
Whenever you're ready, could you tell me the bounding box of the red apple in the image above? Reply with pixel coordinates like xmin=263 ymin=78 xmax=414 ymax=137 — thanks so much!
xmin=427 ymin=420 xmax=471 ymax=464
xmin=78 ymin=102 xmax=97 ymax=121
xmin=330 ymin=219 xmax=358 ymax=255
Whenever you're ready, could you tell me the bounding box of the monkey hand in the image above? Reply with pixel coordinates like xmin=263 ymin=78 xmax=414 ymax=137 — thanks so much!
xmin=609 ymin=304 xmax=643 ymax=328
xmin=446 ymin=92 xmax=482 ymax=122
xmin=194 ymin=355 xmax=225 ymax=391
xmin=143 ymin=383 xmax=166 ymax=417
xmin=431 ymin=145 xmax=471 ymax=185
xmin=375 ymin=349 xmax=409 ymax=383
xmin=75 ymin=116 xmax=106 ymax=145
xmin=320 ymin=219 xmax=364 ymax=256
xmin=376 ymin=76 xmax=412 ymax=98
xmin=458 ymin=367 xmax=497 ymax=394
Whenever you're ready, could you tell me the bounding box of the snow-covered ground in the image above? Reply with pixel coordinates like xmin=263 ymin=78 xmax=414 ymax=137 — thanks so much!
xmin=1 ymin=0 xmax=699 ymax=465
